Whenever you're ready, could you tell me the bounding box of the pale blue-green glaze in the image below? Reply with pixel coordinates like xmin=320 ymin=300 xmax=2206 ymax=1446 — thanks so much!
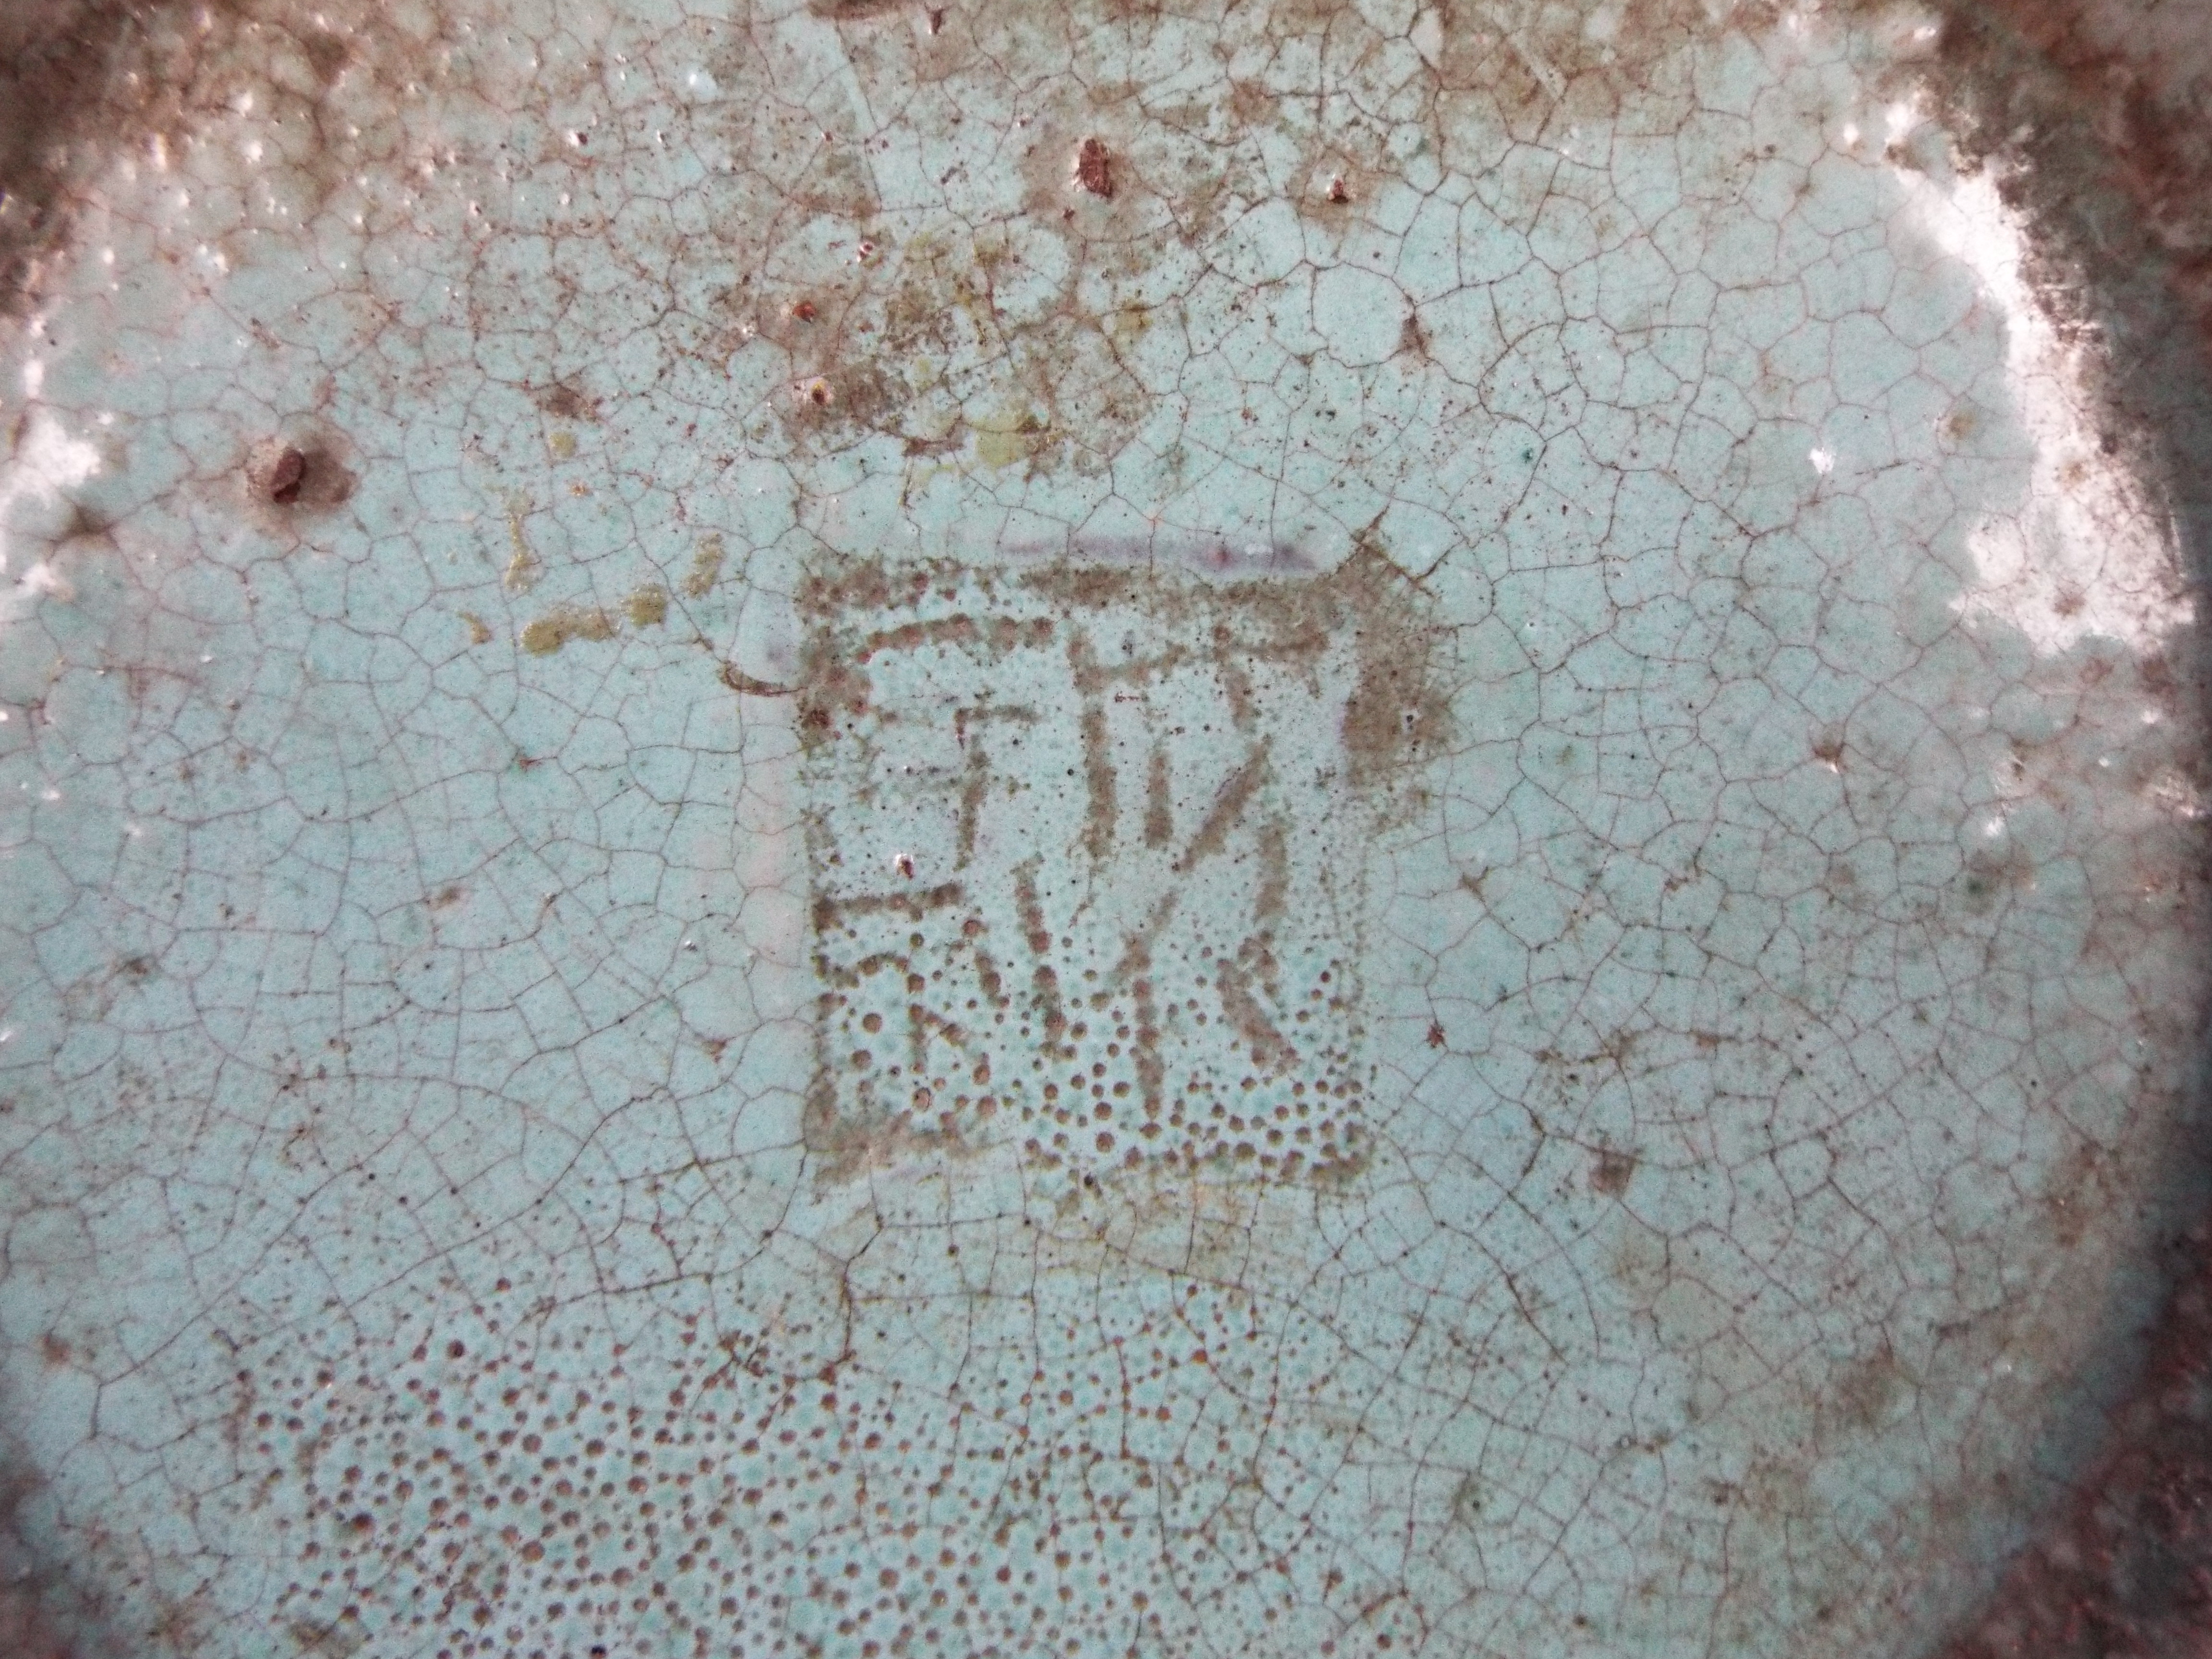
xmin=0 ymin=2 xmax=2204 ymax=1656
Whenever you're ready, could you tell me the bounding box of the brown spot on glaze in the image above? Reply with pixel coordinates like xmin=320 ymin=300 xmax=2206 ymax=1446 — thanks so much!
xmin=296 ymin=23 xmax=352 ymax=84
xmin=1590 ymin=1147 xmax=1637 ymax=1197
xmin=265 ymin=445 xmax=306 ymax=503
xmin=532 ymin=382 xmax=598 ymax=422
xmin=246 ymin=431 xmax=354 ymax=516
xmin=1074 ymin=136 xmax=1114 ymax=198
xmin=1830 ymin=1337 xmax=1911 ymax=1435
xmin=625 ymin=585 xmax=668 ymax=627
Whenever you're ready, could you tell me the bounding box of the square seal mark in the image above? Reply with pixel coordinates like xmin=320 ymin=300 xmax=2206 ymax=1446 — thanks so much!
xmin=794 ymin=546 xmax=1450 ymax=1190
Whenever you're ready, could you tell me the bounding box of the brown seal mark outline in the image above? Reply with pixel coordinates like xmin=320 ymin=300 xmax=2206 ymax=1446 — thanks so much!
xmin=9 ymin=3 xmax=2203 ymax=1659
xmin=791 ymin=532 xmax=1455 ymax=1195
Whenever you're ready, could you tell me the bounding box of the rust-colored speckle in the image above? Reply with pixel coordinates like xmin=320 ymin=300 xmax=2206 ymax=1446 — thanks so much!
xmin=1075 ymin=136 xmax=1114 ymax=199
xmin=266 ymin=446 xmax=306 ymax=503
xmin=247 ymin=432 xmax=355 ymax=515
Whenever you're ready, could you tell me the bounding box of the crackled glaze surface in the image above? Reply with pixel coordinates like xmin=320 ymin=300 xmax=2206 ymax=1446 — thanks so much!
xmin=0 ymin=1 xmax=2208 ymax=1656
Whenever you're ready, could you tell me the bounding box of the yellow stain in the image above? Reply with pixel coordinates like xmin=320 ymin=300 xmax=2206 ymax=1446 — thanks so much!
xmin=683 ymin=534 xmax=726 ymax=598
xmin=502 ymin=503 xmax=540 ymax=592
xmin=971 ymin=407 xmax=1045 ymax=469
xmin=520 ymin=604 xmax=616 ymax=655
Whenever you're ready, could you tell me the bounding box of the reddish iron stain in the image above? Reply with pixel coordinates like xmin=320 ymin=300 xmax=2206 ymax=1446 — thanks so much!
xmin=266 ymin=445 xmax=306 ymax=504
xmin=248 ymin=434 xmax=354 ymax=513
xmin=1075 ymin=136 xmax=1113 ymax=199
